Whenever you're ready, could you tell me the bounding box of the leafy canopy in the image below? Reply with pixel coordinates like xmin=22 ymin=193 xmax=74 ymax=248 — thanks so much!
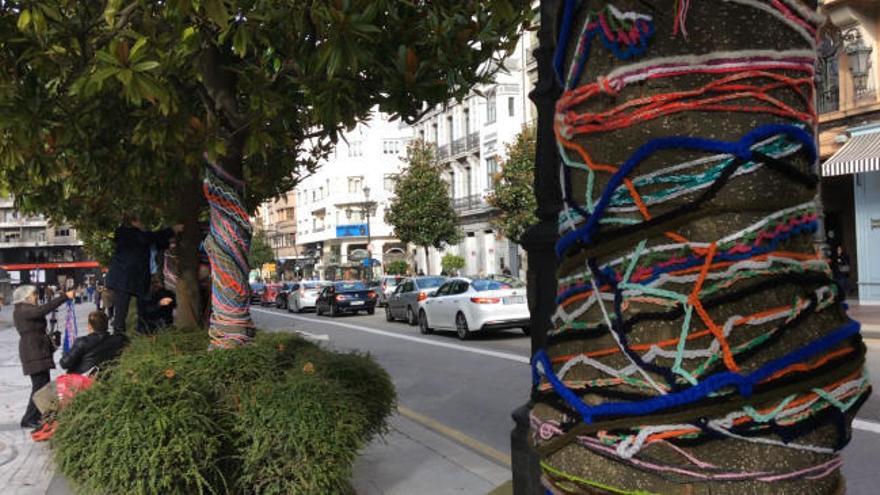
xmin=486 ymin=125 xmax=537 ymax=243
xmin=385 ymin=140 xmax=462 ymax=251
xmin=441 ymin=253 xmax=465 ymax=274
xmin=248 ymin=230 xmax=275 ymax=270
xmin=0 ymin=1 xmax=531 ymax=238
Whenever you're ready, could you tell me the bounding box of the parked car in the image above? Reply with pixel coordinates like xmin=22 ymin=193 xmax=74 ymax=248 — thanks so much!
xmin=377 ymin=276 xmax=404 ymax=306
xmin=316 ymin=281 xmax=378 ymax=317
xmin=269 ymin=282 xmax=299 ymax=309
xmin=386 ymin=276 xmax=446 ymax=325
xmin=261 ymin=282 xmax=285 ymax=307
xmin=287 ymin=280 xmax=328 ymax=313
xmin=418 ymin=276 xmax=529 ymax=340
xmin=249 ymin=282 xmax=266 ymax=305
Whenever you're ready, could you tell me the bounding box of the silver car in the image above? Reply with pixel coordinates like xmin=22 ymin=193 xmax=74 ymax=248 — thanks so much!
xmin=287 ymin=281 xmax=328 ymax=313
xmin=377 ymin=275 xmax=404 ymax=306
xmin=385 ymin=276 xmax=446 ymax=325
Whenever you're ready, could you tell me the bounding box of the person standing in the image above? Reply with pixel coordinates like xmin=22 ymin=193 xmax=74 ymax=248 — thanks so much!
xmin=106 ymin=219 xmax=180 ymax=334
xmin=832 ymin=245 xmax=852 ymax=297
xmin=12 ymin=285 xmax=73 ymax=428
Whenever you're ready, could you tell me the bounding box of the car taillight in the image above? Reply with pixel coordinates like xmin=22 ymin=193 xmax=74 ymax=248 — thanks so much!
xmin=470 ymin=297 xmax=500 ymax=304
xmin=335 ymin=295 xmax=347 ymax=301
xmin=367 ymin=291 xmax=377 ymax=299
xmin=417 ymin=292 xmax=428 ymax=301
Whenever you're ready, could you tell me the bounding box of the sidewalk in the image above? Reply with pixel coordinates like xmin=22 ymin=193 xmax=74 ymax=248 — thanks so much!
xmin=0 ymin=302 xmax=510 ymax=495
xmin=848 ymin=300 xmax=880 ymax=338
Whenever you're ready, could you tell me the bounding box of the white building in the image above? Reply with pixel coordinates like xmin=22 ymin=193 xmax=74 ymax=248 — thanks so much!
xmin=294 ymin=111 xmax=412 ymax=280
xmin=409 ymin=33 xmax=537 ymax=276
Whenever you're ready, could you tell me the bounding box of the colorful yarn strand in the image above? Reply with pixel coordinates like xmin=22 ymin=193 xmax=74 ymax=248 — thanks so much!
xmin=203 ymin=162 xmax=255 ymax=349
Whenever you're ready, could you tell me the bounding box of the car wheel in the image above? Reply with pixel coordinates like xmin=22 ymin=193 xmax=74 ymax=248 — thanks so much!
xmin=406 ymin=307 xmax=417 ymax=326
xmin=522 ymin=326 xmax=531 ymax=336
xmin=329 ymin=304 xmax=338 ymax=317
xmin=419 ymin=310 xmax=433 ymax=335
xmin=276 ymin=297 xmax=286 ymax=310
xmin=385 ymin=306 xmax=394 ymax=322
xmin=316 ymin=304 xmax=323 ymax=316
xmin=367 ymin=308 xmax=375 ymax=316
xmin=455 ymin=312 xmax=471 ymax=341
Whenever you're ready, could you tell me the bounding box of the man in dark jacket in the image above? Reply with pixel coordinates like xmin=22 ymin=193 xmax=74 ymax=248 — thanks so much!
xmin=13 ymin=285 xmax=73 ymax=428
xmin=141 ymin=275 xmax=176 ymax=333
xmin=60 ymin=311 xmax=126 ymax=374
xmin=106 ymin=219 xmax=180 ymax=334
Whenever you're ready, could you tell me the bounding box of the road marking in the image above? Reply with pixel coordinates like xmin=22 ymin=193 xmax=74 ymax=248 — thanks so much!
xmin=397 ymin=405 xmax=512 ymax=467
xmin=251 ymin=308 xmax=530 ymax=364
xmin=853 ymin=419 xmax=880 ymax=435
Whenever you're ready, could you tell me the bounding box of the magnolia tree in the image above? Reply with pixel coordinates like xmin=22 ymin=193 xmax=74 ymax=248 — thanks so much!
xmin=0 ymin=1 xmax=530 ymax=345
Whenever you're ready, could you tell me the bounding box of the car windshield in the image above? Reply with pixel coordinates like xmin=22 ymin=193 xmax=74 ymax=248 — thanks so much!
xmin=384 ymin=277 xmax=401 ymax=287
xmin=471 ymin=277 xmax=525 ymax=291
xmin=334 ymin=282 xmax=366 ymax=291
xmin=417 ymin=277 xmax=445 ymax=288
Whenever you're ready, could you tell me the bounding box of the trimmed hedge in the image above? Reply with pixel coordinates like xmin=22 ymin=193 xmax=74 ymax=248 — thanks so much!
xmin=52 ymin=329 xmax=396 ymax=495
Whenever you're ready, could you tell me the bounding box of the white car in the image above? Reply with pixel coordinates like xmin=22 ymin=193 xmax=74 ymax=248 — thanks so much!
xmin=288 ymin=281 xmax=328 ymax=313
xmin=377 ymin=275 xmax=404 ymax=306
xmin=418 ymin=276 xmax=530 ymax=340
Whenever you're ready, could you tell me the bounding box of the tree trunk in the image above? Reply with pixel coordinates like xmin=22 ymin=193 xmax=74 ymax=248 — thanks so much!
xmin=173 ymin=171 xmax=205 ymax=329
xmin=528 ymin=1 xmax=864 ymax=494
xmin=198 ymin=46 xmax=255 ymax=348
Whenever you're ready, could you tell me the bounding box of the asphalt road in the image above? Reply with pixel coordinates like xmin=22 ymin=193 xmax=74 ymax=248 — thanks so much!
xmin=250 ymin=305 xmax=880 ymax=494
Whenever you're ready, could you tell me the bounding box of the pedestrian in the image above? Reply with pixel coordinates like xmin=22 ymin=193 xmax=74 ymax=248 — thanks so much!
xmin=45 ymin=285 xmax=54 ymax=302
xmin=141 ymin=275 xmax=176 ymax=332
xmin=86 ymin=281 xmax=95 ymax=303
xmin=102 ymin=287 xmax=115 ymax=320
xmin=106 ymin=218 xmax=181 ymax=334
xmin=12 ymin=284 xmax=74 ymax=429
xmin=60 ymin=311 xmax=126 ymax=375
xmin=832 ymin=244 xmax=852 ymax=296
xmin=502 ymin=267 xmax=512 ymax=276
xmin=37 ymin=284 xmax=46 ymax=304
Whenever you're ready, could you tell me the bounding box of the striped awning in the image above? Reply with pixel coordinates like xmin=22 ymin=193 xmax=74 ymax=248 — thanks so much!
xmin=821 ymin=129 xmax=880 ymax=177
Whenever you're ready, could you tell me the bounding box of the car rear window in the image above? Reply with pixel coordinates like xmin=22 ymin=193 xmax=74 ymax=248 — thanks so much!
xmin=471 ymin=278 xmax=525 ymax=291
xmin=384 ymin=277 xmax=401 ymax=287
xmin=303 ymin=282 xmax=321 ymax=289
xmin=335 ymin=282 xmax=366 ymax=290
xmin=418 ymin=277 xmax=445 ymax=288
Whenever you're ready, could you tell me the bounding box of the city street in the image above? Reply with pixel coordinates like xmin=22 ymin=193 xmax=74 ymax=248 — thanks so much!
xmin=251 ymin=305 xmax=880 ymax=495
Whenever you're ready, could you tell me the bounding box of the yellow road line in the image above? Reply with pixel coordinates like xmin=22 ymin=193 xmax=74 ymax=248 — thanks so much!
xmin=397 ymin=405 xmax=512 ymax=467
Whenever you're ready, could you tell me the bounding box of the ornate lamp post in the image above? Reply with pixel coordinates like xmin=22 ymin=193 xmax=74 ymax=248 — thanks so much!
xmin=844 ymin=28 xmax=873 ymax=98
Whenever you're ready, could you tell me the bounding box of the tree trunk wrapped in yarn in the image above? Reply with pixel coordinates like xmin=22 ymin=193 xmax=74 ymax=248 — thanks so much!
xmin=528 ymin=1 xmax=868 ymax=493
xmin=203 ymin=163 xmax=255 ymax=349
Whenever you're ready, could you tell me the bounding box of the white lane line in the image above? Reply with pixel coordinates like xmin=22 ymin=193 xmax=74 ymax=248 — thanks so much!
xmin=853 ymin=419 xmax=880 ymax=435
xmin=251 ymin=308 xmax=530 ymax=365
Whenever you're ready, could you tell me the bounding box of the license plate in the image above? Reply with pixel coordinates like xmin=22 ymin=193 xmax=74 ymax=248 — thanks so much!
xmin=503 ymin=296 xmax=525 ymax=305
xmin=350 ymin=301 xmax=364 ymax=306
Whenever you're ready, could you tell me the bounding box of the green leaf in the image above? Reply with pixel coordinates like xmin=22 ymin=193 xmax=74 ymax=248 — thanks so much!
xmin=17 ymin=10 xmax=31 ymax=32
xmin=182 ymin=26 xmax=197 ymax=42
xmin=129 ymin=37 xmax=149 ymax=62
xmin=103 ymin=0 xmax=122 ymax=27
xmin=203 ymin=0 xmax=229 ymax=29
xmin=132 ymin=61 xmax=160 ymax=72
xmin=115 ymin=69 xmax=134 ymax=86
xmin=92 ymin=67 xmax=122 ymax=84
xmin=232 ymin=27 xmax=249 ymax=58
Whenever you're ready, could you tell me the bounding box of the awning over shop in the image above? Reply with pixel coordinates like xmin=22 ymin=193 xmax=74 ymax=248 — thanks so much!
xmin=821 ymin=126 xmax=880 ymax=177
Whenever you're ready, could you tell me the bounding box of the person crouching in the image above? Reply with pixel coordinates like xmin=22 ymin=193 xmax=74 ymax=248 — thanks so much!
xmin=60 ymin=311 xmax=126 ymax=375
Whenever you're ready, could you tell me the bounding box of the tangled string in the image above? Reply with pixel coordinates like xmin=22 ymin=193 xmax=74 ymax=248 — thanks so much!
xmin=203 ymin=163 xmax=255 ymax=349
xmin=533 ymin=1 xmax=868 ymax=493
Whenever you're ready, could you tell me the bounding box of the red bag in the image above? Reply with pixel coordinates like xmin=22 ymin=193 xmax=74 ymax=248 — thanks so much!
xmin=56 ymin=373 xmax=94 ymax=405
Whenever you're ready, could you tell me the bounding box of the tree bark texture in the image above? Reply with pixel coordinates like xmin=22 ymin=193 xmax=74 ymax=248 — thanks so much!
xmin=528 ymin=1 xmax=866 ymax=493
xmin=172 ymin=171 xmax=206 ymax=329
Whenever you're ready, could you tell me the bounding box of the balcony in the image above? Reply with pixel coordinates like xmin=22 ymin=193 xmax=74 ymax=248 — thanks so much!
xmin=818 ymin=87 xmax=840 ymax=115
xmin=438 ymin=132 xmax=480 ymax=162
xmin=452 ymin=194 xmax=489 ymax=213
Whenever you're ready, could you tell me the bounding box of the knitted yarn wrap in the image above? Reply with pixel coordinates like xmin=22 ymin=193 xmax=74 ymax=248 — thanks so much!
xmin=532 ymin=1 xmax=867 ymax=494
xmin=203 ymin=162 xmax=255 ymax=349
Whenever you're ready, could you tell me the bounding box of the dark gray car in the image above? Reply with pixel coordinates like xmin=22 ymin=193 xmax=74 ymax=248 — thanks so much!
xmin=385 ymin=276 xmax=446 ymax=325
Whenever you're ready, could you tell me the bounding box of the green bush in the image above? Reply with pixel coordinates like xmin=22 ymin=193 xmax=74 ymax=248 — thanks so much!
xmin=53 ymin=329 xmax=395 ymax=495
xmin=441 ymin=253 xmax=465 ymax=274
xmin=384 ymin=259 xmax=408 ymax=275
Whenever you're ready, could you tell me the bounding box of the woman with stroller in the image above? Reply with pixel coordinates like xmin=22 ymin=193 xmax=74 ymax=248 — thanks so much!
xmin=13 ymin=285 xmax=74 ymax=429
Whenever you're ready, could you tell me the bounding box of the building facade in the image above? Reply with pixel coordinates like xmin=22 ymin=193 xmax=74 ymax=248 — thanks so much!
xmin=817 ymin=0 xmax=880 ymax=304
xmin=0 ymin=196 xmax=95 ymax=292
xmin=254 ymin=191 xmax=299 ymax=279
xmin=294 ymin=111 xmax=411 ymax=280
xmin=409 ymin=32 xmax=536 ymax=276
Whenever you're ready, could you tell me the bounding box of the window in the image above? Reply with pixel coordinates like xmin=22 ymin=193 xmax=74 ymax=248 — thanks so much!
xmin=419 ymin=129 xmax=425 ymax=140
xmin=54 ymin=228 xmax=71 ymax=237
xmin=447 ymin=115 xmax=454 ymax=145
xmin=348 ymin=176 xmax=364 ymax=194
xmin=486 ymin=157 xmax=499 ymax=189
xmin=508 ymin=97 xmax=515 ymax=117
xmin=432 ymin=123 xmax=439 ymax=145
xmin=463 ymin=109 xmax=470 ymax=135
xmin=348 ymin=140 xmax=363 ymax=157
xmin=384 ymin=174 xmax=397 ymax=192
xmin=312 ymin=190 xmax=316 ymax=202
xmin=451 ymin=281 xmax=470 ymax=295
xmin=383 ymin=140 xmax=400 ymax=154
xmin=486 ymin=91 xmax=496 ymax=124
xmin=319 ymin=186 xmax=324 ymax=199
xmin=816 ymin=35 xmax=840 ymax=114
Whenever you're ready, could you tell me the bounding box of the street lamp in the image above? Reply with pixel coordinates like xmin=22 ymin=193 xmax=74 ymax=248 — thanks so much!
xmin=344 ymin=186 xmax=376 ymax=281
xmin=844 ymin=28 xmax=873 ymax=97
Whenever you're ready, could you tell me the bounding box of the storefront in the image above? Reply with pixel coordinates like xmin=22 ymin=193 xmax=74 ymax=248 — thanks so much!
xmin=821 ymin=124 xmax=880 ymax=304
